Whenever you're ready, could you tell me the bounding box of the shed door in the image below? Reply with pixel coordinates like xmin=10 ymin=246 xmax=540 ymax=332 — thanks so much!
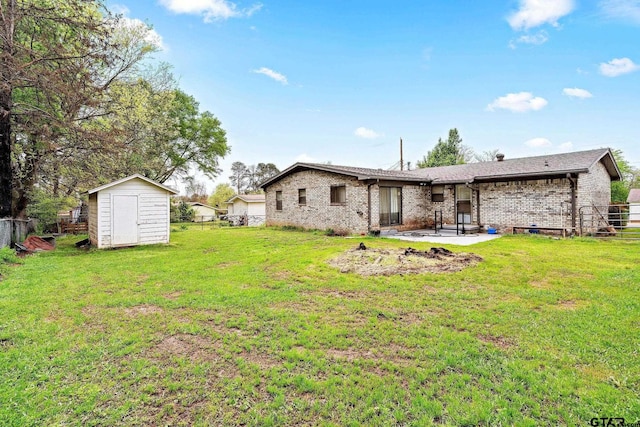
xmin=112 ymin=195 xmax=139 ymax=245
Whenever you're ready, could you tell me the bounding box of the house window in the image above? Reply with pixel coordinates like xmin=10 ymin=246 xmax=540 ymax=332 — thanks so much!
xmin=380 ymin=187 xmax=402 ymax=226
xmin=330 ymin=185 xmax=346 ymax=204
xmin=298 ymin=188 xmax=306 ymax=205
xmin=275 ymin=191 xmax=282 ymax=211
xmin=431 ymin=185 xmax=444 ymax=202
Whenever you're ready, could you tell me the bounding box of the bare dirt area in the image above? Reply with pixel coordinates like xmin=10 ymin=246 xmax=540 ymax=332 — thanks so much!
xmin=328 ymin=244 xmax=483 ymax=276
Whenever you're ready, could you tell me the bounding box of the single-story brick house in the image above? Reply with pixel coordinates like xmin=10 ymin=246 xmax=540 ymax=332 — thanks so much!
xmin=260 ymin=148 xmax=621 ymax=235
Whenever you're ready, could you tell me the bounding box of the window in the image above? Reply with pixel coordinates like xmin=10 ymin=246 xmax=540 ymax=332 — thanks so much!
xmin=380 ymin=187 xmax=402 ymax=226
xmin=330 ymin=185 xmax=346 ymax=204
xmin=298 ymin=188 xmax=306 ymax=205
xmin=431 ymin=185 xmax=444 ymax=202
xmin=275 ymin=191 xmax=282 ymax=211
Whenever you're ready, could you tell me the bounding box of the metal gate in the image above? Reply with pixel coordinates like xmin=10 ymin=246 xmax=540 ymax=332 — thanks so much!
xmin=578 ymin=204 xmax=640 ymax=239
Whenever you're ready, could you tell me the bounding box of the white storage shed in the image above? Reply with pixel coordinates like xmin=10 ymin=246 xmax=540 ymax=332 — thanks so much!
xmin=87 ymin=174 xmax=178 ymax=248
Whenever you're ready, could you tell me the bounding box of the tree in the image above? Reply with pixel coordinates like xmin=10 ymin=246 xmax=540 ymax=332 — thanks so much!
xmin=473 ymin=149 xmax=501 ymax=163
xmin=1 ymin=1 xmax=157 ymax=218
xmin=208 ymin=183 xmax=235 ymax=209
xmin=229 ymin=161 xmax=248 ymax=193
xmin=245 ymin=162 xmax=279 ymax=192
xmin=184 ymin=179 xmax=208 ymax=204
xmin=611 ymin=149 xmax=639 ymax=203
xmin=417 ymin=128 xmax=470 ymax=168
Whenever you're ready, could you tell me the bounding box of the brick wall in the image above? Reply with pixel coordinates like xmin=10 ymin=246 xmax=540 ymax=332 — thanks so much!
xmin=577 ymin=161 xmax=611 ymax=210
xmin=265 ymin=170 xmax=370 ymax=234
xmin=478 ymin=178 xmax=573 ymax=232
xmin=264 ymin=171 xmax=430 ymax=234
xmin=265 ymin=161 xmax=613 ymax=234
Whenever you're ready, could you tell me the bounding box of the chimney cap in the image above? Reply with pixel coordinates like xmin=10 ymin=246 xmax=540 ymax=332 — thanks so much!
xmin=496 ymin=153 xmax=505 ymax=161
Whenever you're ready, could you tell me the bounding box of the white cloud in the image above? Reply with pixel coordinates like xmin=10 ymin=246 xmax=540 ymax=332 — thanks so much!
xmin=563 ymin=87 xmax=593 ymax=98
xmin=159 ymin=0 xmax=262 ymax=21
xmin=295 ymin=154 xmax=316 ymax=163
xmin=508 ymin=0 xmax=575 ymax=30
xmin=509 ymin=30 xmax=549 ymax=48
xmin=558 ymin=141 xmax=574 ymax=150
xmin=252 ymin=67 xmax=288 ymax=85
xmin=354 ymin=127 xmax=380 ymax=139
xmin=525 ymin=137 xmax=553 ymax=148
xmin=600 ymin=0 xmax=640 ymax=24
xmin=486 ymin=92 xmax=548 ymax=112
xmin=599 ymin=57 xmax=640 ymax=77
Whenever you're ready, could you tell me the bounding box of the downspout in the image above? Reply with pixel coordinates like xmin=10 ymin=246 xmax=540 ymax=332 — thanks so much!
xmin=567 ymin=173 xmax=577 ymax=233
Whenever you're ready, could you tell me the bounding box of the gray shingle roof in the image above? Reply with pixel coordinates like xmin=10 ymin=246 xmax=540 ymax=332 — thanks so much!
xmin=408 ymin=148 xmax=621 ymax=183
xmin=260 ymin=162 xmax=429 ymax=188
xmin=261 ymin=148 xmax=620 ymax=188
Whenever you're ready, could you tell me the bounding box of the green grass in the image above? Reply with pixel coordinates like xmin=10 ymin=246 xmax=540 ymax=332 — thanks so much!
xmin=0 ymin=228 xmax=638 ymax=426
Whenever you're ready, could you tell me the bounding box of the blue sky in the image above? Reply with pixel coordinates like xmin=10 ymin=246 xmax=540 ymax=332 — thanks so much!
xmin=111 ymin=0 xmax=640 ymax=192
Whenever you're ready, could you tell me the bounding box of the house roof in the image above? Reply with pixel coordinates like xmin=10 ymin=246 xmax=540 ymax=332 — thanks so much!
xmin=186 ymin=202 xmax=216 ymax=209
xmin=227 ymin=194 xmax=266 ymax=204
xmin=407 ymin=148 xmax=621 ymax=184
xmin=87 ymin=174 xmax=178 ymax=195
xmin=260 ymin=163 xmax=429 ymax=189
xmin=628 ymin=189 xmax=640 ymax=203
xmin=262 ymin=148 xmax=621 ymax=188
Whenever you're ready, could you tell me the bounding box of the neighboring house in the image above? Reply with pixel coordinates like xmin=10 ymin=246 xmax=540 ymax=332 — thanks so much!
xmin=87 ymin=174 xmax=178 ymax=248
xmin=186 ymin=202 xmax=219 ymax=221
xmin=261 ymin=148 xmax=621 ymax=235
xmin=628 ymin=189 xmax=640 ymax=225
xmin=226 ymin=194 xmax=266 ymax=226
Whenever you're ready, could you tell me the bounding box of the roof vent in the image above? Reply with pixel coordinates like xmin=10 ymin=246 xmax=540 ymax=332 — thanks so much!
xmin=496 ymin=153 xmax=505 ymax=162
xmin=544 ymin=160 xmax=549 ymax=167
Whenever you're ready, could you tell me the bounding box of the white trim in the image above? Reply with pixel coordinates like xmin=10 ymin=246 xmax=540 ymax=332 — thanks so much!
xmin=88 ymin=174 xmax=178 ymax=195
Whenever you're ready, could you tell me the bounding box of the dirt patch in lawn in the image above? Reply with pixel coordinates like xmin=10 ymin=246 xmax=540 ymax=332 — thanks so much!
xmin=328 ymin=246 xmax=483 ymax=276
xmin=149 ymin=333 xmax=218 ymax=362
xmin=124 ymin=304 xmax=164 ymax=315
xmin=478 ymin=334 xmax=514 ymax=350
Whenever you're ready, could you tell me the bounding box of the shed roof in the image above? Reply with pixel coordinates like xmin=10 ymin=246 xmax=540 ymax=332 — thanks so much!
xmin=628 ymin=189 xmax=640 ymax=203
xmin=227 ymin=194 xmax=266 ymax=203
xmin=87 ymin=174 xmax=178 ymax=195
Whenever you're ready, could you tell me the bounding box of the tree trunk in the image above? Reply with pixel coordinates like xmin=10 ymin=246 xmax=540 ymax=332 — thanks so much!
xmin=0 ymin=92 xmax=11 ymax=219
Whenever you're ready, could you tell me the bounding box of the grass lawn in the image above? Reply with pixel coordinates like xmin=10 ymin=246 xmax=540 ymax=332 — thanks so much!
xmin=0 ymin=227 xmax=638 ymax=426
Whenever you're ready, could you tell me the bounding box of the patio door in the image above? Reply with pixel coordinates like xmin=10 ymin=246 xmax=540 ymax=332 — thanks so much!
xmin=456 ymin=185 xmax=472 ymax=224
xmin=380 ymin=187 xmax=402 ymax=226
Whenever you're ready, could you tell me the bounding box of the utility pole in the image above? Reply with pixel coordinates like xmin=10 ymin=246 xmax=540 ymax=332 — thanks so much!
xmin=400 ymin=138 xmax=404 ymax=171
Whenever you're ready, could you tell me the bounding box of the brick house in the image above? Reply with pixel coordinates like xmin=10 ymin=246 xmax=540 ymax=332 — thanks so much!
xmin=261 ymin=148 xmax=621 ymax=234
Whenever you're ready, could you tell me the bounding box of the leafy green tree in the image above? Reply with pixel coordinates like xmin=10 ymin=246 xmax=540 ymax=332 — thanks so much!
xmin=611 ymin=149 xmax=639 ymax=203
xmin=0 ymin=1 xmax=157 ymax=218
xmin=417 ymin=128 xmax=470 ymax=168
xmin=208 ymin=183 xmax=235 ymax=209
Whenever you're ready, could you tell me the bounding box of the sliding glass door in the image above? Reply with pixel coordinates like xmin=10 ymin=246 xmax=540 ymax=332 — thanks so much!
xmin=380 ymin=187 xmax=402 ymax=226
